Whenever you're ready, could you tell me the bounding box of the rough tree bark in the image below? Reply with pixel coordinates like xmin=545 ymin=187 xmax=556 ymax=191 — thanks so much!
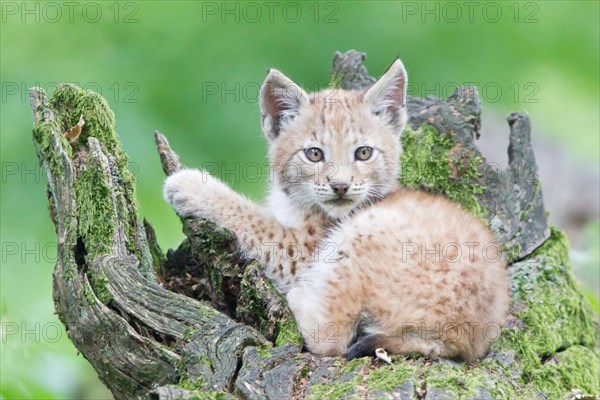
xmin=29 ymin=50 xmax=598 ymax=399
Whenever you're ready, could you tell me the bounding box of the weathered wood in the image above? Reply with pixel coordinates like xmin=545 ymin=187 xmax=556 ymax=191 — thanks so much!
xmin=30 ymin=85 xmax=265 ymax=399
xmin=29 ymin=51 xmax=598 ymax=399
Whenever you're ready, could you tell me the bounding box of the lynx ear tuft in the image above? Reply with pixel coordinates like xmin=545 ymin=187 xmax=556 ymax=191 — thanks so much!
xmin=260 ymin=69 xmax=309 ymax=140
xmin=364 ymin=59 xmax=408 ymax=132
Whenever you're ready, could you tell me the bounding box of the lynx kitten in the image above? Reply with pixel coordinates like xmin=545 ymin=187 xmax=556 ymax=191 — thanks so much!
xmin=164 ymin=59 xmax=510 ymax=361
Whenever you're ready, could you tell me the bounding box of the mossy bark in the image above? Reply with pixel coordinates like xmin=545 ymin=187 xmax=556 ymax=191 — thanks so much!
xmin=29 ymin=50 xmax=598 ymax=399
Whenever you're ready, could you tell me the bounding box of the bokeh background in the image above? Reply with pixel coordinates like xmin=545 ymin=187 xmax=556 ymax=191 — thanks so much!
xmin=1 ymin=1 xmax=598 ymax=398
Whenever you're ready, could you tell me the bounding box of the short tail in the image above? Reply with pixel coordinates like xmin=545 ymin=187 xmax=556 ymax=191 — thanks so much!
xmin=346 ymin=330 xmax=478 ymax=361
xmin=346 ymin=334 xmax=391 ymax=360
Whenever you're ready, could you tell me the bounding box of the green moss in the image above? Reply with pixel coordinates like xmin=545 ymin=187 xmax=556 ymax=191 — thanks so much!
xmin=31 ymin=88 xmax=79 ymax=279
xmin=182 ymin=326 xmax=196 ymax=340
xmin=75 ymin=160 xmax=116 ymax=259
xmin=51 ymin=84 xmax=117 ymax=155
xmin=34 ymin=83 xmax=155 ymax=308
xmin=82 ymin=283 xmax=96 ymax=306
xmin=529 ymin=345 xmax=599 ymax=396
xmin=474 ymin=358 xmax=521 ymax=399
xmin=175 ymin=350 xmax=221 ymax=398
xmin=367 ymin=361 xmax=416 ymax=392
xmin=298 ymin=363 xmax=311 ymax=379
xmin=89 ymin=272 xmax=113 ymax=304
xmin=179 ymin=374 xmax=206 ymax=391
xmin=174 ymin=357 xmax=233 ymax=399
xmin=238 ymin=275 xmax=267 ymax=319
xmin=174 ymin=372 xmax=234 ymax=399
xmin=238 ymin=268 xmax=271 ymax=339
xmin=196 ymin=354 xmax=212 ymax=369
xmin=493 ymin=227 xmax=599 ymax=397
xmin=256 ymin=343 xmax=273 ymax=359
xmin=501 ymin=228 xmax=597 ymax=371
xmin=425 ymin=363 xmax=480 ymax=398
xmin=425 ymin=361 xmax=520 ymax=399
xmin=306 ymin=358 xmax=368 ymax=400
xmin=275 ymin=318 xmax=303 ymax=347
xmin=32 ymin=119 xmax=72 ymax=178
xmin=340 ymin=357 xmax=370 ymax=374
xmin=188 ymin=221 xmax=240 ymax=274
xmin=144 ymin=220 xmax=167 ymax=273
xmin=209 ymin=269 xmax=223 ymax=296
xmin=30 ymin=86 xmax=72 ymax=174
xmin=307 ymin=378 xmax=361 ymax=400
xmin=51 ymin=84 xmax=142 ymax=261
xmin=400 ymin=125 xmax=486 ymax=219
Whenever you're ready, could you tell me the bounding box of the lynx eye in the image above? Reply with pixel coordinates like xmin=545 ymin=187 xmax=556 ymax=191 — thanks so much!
xmin=355 ymin=146 xmax=373 ymax=161
xmin=305 ymin=147 xmax=324 ymax=162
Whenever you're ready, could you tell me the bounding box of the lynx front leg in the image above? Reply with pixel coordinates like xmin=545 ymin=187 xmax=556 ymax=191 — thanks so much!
xmin=164 ymin=169 xmax=303 ymax=290
xmin=164 ymin=169 xmax=264 ymax=226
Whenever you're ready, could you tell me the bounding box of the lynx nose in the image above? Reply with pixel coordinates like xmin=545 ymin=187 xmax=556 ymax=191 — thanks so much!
xmin=330 ymin=183 xmax=349 ymax=196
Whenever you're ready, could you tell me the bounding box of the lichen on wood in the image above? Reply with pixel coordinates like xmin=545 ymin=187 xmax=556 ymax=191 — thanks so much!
xmin=29 ymin=51 xmax=598 ymax=399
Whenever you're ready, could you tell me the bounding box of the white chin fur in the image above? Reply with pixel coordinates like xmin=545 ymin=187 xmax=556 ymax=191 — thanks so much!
xmin=320 ymin=202 xmax=356 ymax=219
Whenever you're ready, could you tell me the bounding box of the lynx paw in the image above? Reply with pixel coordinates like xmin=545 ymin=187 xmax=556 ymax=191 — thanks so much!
xmin=163 ymin=169 xmax=219 ymax=218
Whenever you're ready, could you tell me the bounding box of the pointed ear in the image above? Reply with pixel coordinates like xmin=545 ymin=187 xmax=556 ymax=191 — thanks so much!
xmin=364 ymin=59 xmax=408 ymax=131
xmin=260 ymin=69 xmax=309 ymax=140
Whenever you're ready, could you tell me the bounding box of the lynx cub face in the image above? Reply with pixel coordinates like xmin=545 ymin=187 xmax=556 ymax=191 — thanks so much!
xmin=260 ymin=61 xmax=408 ymax=219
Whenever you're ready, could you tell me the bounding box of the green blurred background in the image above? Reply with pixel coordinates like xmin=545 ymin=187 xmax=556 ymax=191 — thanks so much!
xmin=1 ymin=1 xmax=598 ymax=398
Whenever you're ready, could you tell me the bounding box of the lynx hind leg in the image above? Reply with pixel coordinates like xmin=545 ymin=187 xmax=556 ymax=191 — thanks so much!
xmin=286 ymin=280 xmax=361 ymax=357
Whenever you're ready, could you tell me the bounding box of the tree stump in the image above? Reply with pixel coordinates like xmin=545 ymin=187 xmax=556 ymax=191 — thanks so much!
xmin=29 ymin=50 xmax=598 ymax=399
